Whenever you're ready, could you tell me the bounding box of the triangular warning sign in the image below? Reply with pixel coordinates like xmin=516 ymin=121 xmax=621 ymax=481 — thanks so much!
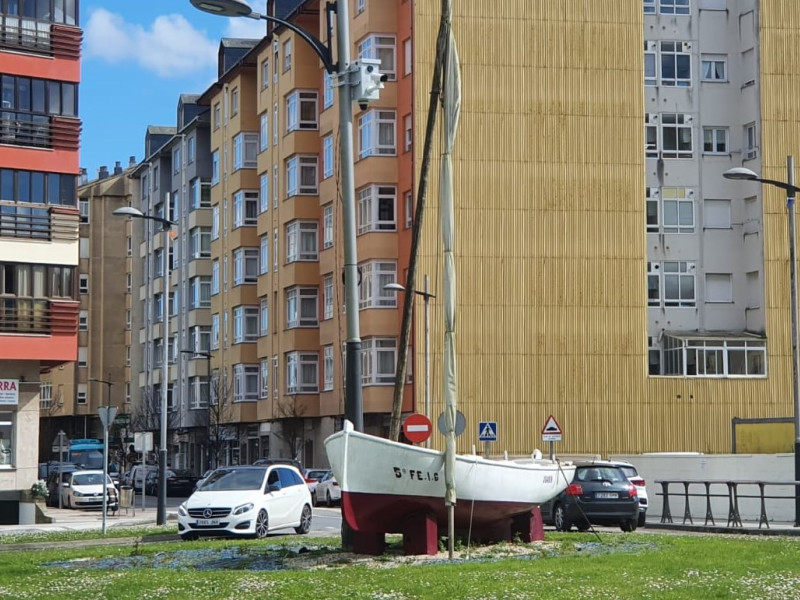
xmin=480 ymin=423 xmax=495 ymax=439
xmin=541 ymin=415 xmax=563 ymax=435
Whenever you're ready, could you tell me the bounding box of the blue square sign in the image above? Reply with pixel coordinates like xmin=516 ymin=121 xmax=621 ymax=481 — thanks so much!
xmin=478 ymin=421 xmax=497 ymax=442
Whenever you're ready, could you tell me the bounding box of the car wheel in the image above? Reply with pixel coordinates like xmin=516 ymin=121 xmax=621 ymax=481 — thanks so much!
xmin=311 ymin=493 xmax=317 ymax=507
xmin=576 ymin=520 xmax=591 ymax=532
xmin=295 ymin=505 xmax=312 ymax=534
xmin=255 ymin=509 xmax=269 ymax=539
xmin=637 ymin=512 xmax=646 ymax=528
xmin=66 ymin=495 xmax=72 ymax=509
xmin=620 ymin=518 xmax=638 ymax=532
xmin=553 ymin=503 xmax=571 ymax=532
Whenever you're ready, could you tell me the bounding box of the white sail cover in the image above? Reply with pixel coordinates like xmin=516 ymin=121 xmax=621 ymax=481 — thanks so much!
xmin=442 ymin=25 xmax=461 ymax=507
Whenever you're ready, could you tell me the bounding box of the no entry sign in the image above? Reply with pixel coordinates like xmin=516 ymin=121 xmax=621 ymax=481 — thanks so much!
xmin=403 ymin=413 xmax=433 ymax=444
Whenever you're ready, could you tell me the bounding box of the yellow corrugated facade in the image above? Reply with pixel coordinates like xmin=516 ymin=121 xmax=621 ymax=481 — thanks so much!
xmin=408 ymin=1 xmax=800 ymax=455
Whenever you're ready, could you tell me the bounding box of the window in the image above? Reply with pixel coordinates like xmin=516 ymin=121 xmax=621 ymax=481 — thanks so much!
xmin=260 ymin=112 xmax=268 ymax=152
xmin=286 ymin=352 xmax=318 ymax=394
xmin=260 ymin=173 xmax=269 ymax=213
xmin=261 ymin=58 xmax=270 ymax=89
xmin=173 ymin=147 xmax=181 ymax=173
xmin=188 ymin=136 xmax=195 ymax=164
xmin=659 ymin=41 xmax=691 ymax=87
xmin=212 ymin=259 xmax=220 ymax=294
xmin=356 ymin=0 xmax=366 ymax=13
xmin=358 ymin=185 xmax=396 ymax=233
xmin=286 ymin=221 xmax=319 ymax=262
xmin=284 ymin=39 xmax=293 ymax=71
xmin=233 ymin=247 xmax=259 ymax=285
xmin=190 ymin=227 xmax=211 ymax=258
xmin=78 ymin=346 xmax=87 ymax=367
xmin=703 ymin=127 xmax=728 ymax=154
xmin=661 ymin=113 xmax=692 ymax=159
xmin=286 ymin=155 xmax=318 ymax=196
xmin=260 ymin=235 xmax=270 ymax=274
xmin=404 ymin=38 xmax=412 ymax=76
xmin=233 ymin=133 xmax=258 ymax=170
xmin=191 ymin=178 xmax=211 ymax=209
xmin=660 ymin=0 xmax=689 ymax=15
xmin=660 ymin=334 xmax=766 ymax=378
xmin=273 ymin=356 xmax=279 ymax=399
xmin=76 ymin=384 xmax=87 ymax=405
xmin=189 ymin=377 xmax=209 ymax=410
xmin=260 ymin=359 xmax=270 ymax=398
xmin=361 ymin=338 xmax=397 ymax=385
xmin=323 ymin=135 xmax=334 ymax=178
xmin=211 ymin=150 xmax=219 ymax=185
xmin=286 ymin=286 xmax=318 ymax=328
xmin=212 ymin=205 xmax=220 ymax=240
xmin=273 ymin=103 xmax=278 ymax=146
xmin=359 ymin=35 xmax=396 ymax=81
xmin=359 ymin=110 xmax=396 ymax=157
xmin=646 ymin=187 xmax=694 ymax=234
xmin=649 ymin=261 xmax=696 ymax=307
xmin=79 ymin=274 xmax=89 ymax=294
xmin=324 ymin=274 xmax=334 ymax=319
xmin=0 ymin=411 xmax=13 ymax=467
xmin=230 ymin=87 xmax=239 ymax=116
xmin=211 ymin=314 xmax=220 ymax=350
xmin=40 ymin=383 xmax=52 ymax=410
xmin=190 ymin=276 xmax=211 ymax=308
xmin=706 ymin=273 xmax=732 ymax=303
xmin=79 ymin=197 xmax=89 ymax=223
xmin=323 ymin=204 xmax=334 ymax=249
xmin=274 ymin=41 xmax=280 ymax=82
xmin=233 ymin=305 xmax=259 ymax=343
xmin=79 ymin=310 xmax=88 ymax=330
xmin=190 ymin=325 xmax=211 ymax=353
xmin=405 ymin=191 xmax=413 ymax=228
xmin=744 ymin=123 xmax=757 ymax=160
xmin=233 ymin=364 xmax=259 ymax=401
xmin=358 ymin=261 xmax=397 ymax=308
xmin=273 ymin=164 xmax=279 ymax=206
xmin=704 ymin=198 xmax=731 ymax=229
xmin=260 ymin=297 xmax=269 ymax=335
xmin=644 ymin=0 xmax=656 ymax=13
xmin=404 ymin=114 xmax=412 ymax=151
xmin=323 ymin=345 xmax=334 ymax=390
xmin=701 ymin=55 xmax=727 ymax=81
xmin=213 ymin=102 xmax=221 ymax=129
xmin=273 ymin=228 xmax=278 ymax=271
xmin=286 ymin=90 xmax=318 ymax=131
xmin=324 ymin=72 xmax=334 ymax=109
xmin=233 ymin=190 xmax=258 ymax=227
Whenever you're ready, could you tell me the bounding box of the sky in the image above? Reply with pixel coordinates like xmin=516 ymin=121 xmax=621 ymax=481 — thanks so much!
xmin=80 ymin=0 xmax=269 ymax=179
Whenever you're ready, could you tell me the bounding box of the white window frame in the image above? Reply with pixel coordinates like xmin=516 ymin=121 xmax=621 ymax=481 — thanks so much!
xmin=233 ymin=132 xmax=258 ymax=170
xmin=286 ymin=220 xmax=319 ymax=262
xmin=359 ymin=110 xmax=396 ymax=158
xmin=260 ymin=359 xmax=270 ymax=398
xmin=660 ymin=0 xmax=689 ymax=15
xmin=233 ymin=190 xmax=258 ymax=228
xmin=233 ymin=247 xmax=259 ymax=285
xmin=260 ymin=112 xmax=268 ymax=152
xmin=211 ymin=150 xmax=219 ymax=185
xmin=358 ymin=185 xmax=396 ymax=233
xmin=286 ymin=286 xmax=318 ymax=328
xmin=358 ymin=260 xmax=398 ymax=309
xmin=703 ymin=127 xmax=728 ymax=154
xmin=283 ymin=39 xmax=292 ymax=71
xmin=361 ymin=337 xmax=397 ymax=385
xmin=744 ymin=123 xmax=757 ymax=160
xmin=323 ymin=204 xmax=334 ymax=249
xmin=211 ymin=314 xmax=220 ymax=350
xmin=701 ymin=55 xmax=727 ymax=81
xmin=233 ymin=305 xmax=259 ymax=344
xmin=212 ymin=205 xmax=220 ymax=240
xmin=323 ymin=345 xmax=334 ymax=390
xmin=286 ymin=351 xmax=319 ymax=394
xmin=324 ymin=274 xmax=334 ymax=320
xmin=658 ymin=41 xmax=691 ymax=87
xmin=661 ymin=113 xmax=693 ymax=159
xmin=323 ymin=135 xmax=334 ymax=179
xmin=286 ymin=90 xmax=318 ymax=131
xmin=233 ymin=363 xmax=259 ymax=402
xmin=260 ymin=297 xmax=269 ymax=335
xmin=286 ymin=155 xmax=318 ymax=196
xmin=260 ymin=173 xmax=269 ymax=213
xmin=324 ymin=72 xmax=334 ymax=109
xmin=260 ymin=234 xmax=270 ymax=274
xmin=405 ymin=191 xmax=413 ymax=229
xmin=190 ymin=227 xmax=211 ymax=259
xmin=190 ymin=276 xmax=211 ymax=309
xmin=212 ymin=260 xmax=220 ymax=295
xmin=79 ymin=310 xmax=88 ymax=331
xmin=358 ymin=34 xmax=396 ymax=81
xmin=661 ymin=187 xmax=695 ymax=234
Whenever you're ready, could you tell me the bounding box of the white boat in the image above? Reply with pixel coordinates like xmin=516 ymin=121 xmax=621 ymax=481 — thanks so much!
xmin=325 ymin=420 xmax=575 ymax=534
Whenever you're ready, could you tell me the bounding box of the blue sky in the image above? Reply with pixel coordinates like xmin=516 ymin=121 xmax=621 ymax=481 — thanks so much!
xmin=80 ymin=1 xmax=268 ymax=179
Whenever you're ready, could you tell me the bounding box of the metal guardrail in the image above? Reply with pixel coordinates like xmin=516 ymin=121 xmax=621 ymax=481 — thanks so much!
xmin=655 ymin=479 xmax=800 ymax=529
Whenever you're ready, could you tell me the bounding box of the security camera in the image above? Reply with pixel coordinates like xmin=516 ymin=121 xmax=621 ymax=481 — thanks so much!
xmin=358 ymin=99 xmax=368 ymax=111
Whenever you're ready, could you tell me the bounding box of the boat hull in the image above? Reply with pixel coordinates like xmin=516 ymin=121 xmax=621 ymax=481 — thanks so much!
xmin=324 ymin=423 xmax=575 ymax=534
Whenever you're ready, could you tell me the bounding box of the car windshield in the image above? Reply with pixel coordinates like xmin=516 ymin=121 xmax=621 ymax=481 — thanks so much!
xmin=576 ymin=467 xmax=626 ymax=483
xmin=306 ymin=470 xmax=329 ymax=480
xmin=200 ymin=468 xmax=266 ymax=491
xmin=72 ymin=473 xmax=106 ymax=486
xmin=618 ymin=466 xmax=638 ymax=478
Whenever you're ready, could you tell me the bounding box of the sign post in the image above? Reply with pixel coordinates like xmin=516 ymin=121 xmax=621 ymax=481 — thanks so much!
xmin=541 ymin=415 xmax=563 ymax=461
xmin=98 ymin=406 xmax=118 ymax=536
xmin=52 ymin=430 xmax=68 ymax=509
xmin=478 ymin=421 xmax=497 ymax=458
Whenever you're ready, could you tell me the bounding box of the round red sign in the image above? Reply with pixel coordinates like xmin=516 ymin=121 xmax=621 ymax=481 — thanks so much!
xmin=403 ymin=413 xmax=433 ymax=444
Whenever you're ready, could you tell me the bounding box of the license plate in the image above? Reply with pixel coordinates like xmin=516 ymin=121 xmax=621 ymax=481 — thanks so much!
xmin=195 ymin=519 xmax=220 ymax=526
xmin=596 ymin=492 xmax=618 ymax=499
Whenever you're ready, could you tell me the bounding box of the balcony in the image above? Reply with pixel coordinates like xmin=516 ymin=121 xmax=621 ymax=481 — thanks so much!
xmin=0 ymin=113 xmax=81 ymax=152
xmin=0 ymin=204 xmax=80 ymax=241
xmin=0 ymin=18 xmax=82 ymax=59
xmin=0 ymin=298 xmax=78 ymax=335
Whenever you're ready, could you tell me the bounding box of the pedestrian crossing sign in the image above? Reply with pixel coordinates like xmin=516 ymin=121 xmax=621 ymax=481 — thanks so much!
xmin=478 ymin=421 xmax=497 ymax=442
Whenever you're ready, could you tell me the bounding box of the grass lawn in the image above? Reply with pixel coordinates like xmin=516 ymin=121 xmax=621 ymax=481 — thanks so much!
xmin=1 ymin=529 xmax=799 ymax=599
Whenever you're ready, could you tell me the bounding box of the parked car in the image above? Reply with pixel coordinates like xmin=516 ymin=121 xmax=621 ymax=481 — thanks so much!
xmin=194 ymin=469 xmax=215 ymax=491
xmin=39 ymin=461 xmax=78 ymax=480
xmin=606 ymin=459 xmax=648 ymax=527
xmin=314 ymin=471 xmax=341 ymax=506
xmin=128 ymin=464 xmax=158 ymax=492
xmin=177 ymin=465 xmax=312 ymax=540
xmin=44 ymin=465 xmax=78 ymax=507
xmin=145 ymin=468 xmax=199 ymax=497
xmin=57 ymin=470 xmax=119 ymax=511
xmin=252 ymin=458 xmax=304 ymax=472
xmin=304 ymin=468 xmax=331 ymax=504
xmin=541 ymin=462 xmax=639 ymax=532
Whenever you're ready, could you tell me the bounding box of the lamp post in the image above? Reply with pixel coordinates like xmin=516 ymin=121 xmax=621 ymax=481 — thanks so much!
xmin=180 ymin=349 xmax=212 ymax=469
xmin=385 ymin=276 xmax=435 ymax=447
xmin=113 ymin=206 xmax=175 ymax=526
xmin=189 ymin=0 xmax=363 ymax=432
xmin=89 ymin=376 xmax=114 ymax=535
xmin=724 ymin=158 xmax=800 ymax=526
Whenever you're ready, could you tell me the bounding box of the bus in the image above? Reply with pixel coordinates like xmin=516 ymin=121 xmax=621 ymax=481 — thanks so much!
xmin=67 ymin=438 xmax=105 ymax=470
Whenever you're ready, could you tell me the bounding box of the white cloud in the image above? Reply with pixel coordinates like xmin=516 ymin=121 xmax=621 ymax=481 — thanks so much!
xmin=84 ymin=9 xmax=218 ymax=79
xmin=223 ymin=0 xmax=268 ymax=39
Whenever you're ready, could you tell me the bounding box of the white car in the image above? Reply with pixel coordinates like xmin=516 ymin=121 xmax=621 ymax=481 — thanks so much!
xmin=608 ymin=460 xmax=648 ymax=527
xmin=178 ymin=465 xmax=312 ymax=540
xmin=314 ymin=471 xmax=341 ymax=506
xmin=60 ymin=470 xmax=119 ymax=511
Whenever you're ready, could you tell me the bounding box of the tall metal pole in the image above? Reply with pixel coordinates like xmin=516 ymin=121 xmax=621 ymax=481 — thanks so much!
xmin=423 ymin=274 xmax=431 ymax=448
xmin=158 ymin=227 xmax=169 ymax=526
xmin=787 ymin=155 xmax=800 ymax=527
xmin=335 ymin=0 xmax=363 ymax=432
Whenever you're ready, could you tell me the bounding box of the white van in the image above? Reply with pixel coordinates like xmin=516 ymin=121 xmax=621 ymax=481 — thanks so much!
xmin=129 ymin=464 xmax=158 ymax=492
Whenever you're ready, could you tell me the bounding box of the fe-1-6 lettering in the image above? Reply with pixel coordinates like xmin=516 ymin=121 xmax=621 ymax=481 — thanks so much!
xmin=393 ymin=466 xmax=440 ymax=481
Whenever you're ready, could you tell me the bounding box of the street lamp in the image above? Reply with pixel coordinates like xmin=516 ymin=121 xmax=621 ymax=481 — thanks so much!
xmin=190 ymin=0 xmax=364 ymax=433
xmin=113 ymin=206 xmax=175 ymax=526
xmin=724 ymin=158 xmax=800 ymax=526
xmin=385 ymin=276 xmax=435 ymax=447
xmin=180 ymin=349 xmax=212 ymax=469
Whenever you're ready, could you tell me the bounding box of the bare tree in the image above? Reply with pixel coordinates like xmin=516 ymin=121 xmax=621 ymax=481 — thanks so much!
xmin=129 ymin=386 xmax=181 ymax=463
xmin=273 ymin=398 xmax=307 ymax=462
xmin=37 ymin=386 xmax=65 ymax=463
xmin=206 ymin=372 xmax=236 ymax=469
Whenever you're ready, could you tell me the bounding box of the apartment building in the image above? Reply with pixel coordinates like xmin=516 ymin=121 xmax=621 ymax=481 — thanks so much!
xmin=39 ymin=162 xmax=139 ymax=467
xmin=0 ymin=0 xmax=81 ymax=524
